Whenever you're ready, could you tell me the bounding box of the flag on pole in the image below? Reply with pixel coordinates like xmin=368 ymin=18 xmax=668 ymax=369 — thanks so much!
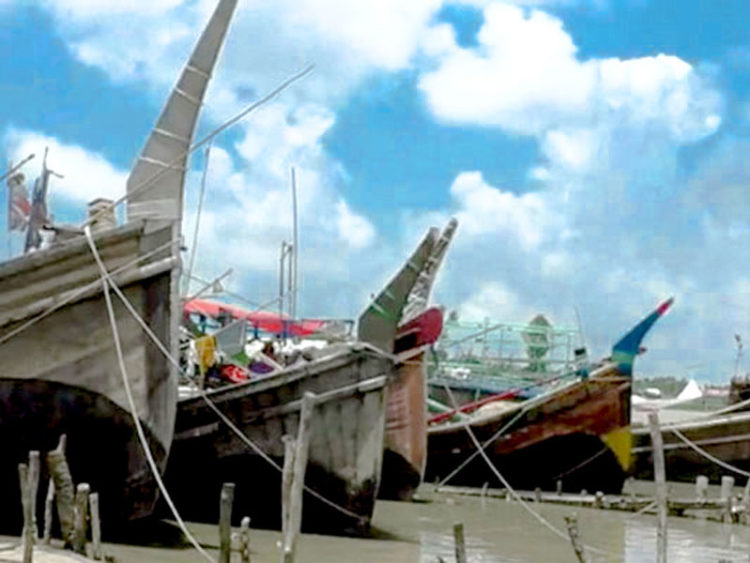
xmin=7 ymin=171 xmax=31 ymax=232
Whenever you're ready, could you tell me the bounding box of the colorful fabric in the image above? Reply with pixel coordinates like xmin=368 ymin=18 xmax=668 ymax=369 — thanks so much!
xmin=220 ymin=364 xmax=250 ymax=384
xmin=194 ymin=335 xmax=217 ymax=373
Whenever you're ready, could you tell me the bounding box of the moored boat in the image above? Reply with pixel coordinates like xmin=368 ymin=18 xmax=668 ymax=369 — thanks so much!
xmin=0 ymin=0 xmax=238 ymax=529
xmin=426 ymin=298 xmax=673 ymax=494
xmin=358 ymin=219 xmax=457 ymax=501
xmin=632 ymin=406 xmax=750 ymax=484
xmin=165 ymin=343 xmax=393 ymax=534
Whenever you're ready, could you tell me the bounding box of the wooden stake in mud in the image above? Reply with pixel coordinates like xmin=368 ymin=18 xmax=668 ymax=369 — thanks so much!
xmin=73 ymin=483 xmax=90 ymax=555
xmin=453 ymin=522 xmax=467 ymax=563
xmin=46 ymin=438 xmax=75 ymax=547
xmin=219 ymin=482 xmax=235 ymax=563
xmin=89 ymin=493 xmax=102 ymax=561
xmin=281 ymin=435 xmax=296 ymax=534
xmin=27 ymin=451 xmax=40 ymax=540
xmin=564 ymin=513 xmax=586 ymax=563
xmin=239 ymin=516 xmax=251 ymax=563
xmin=648 ymin=412 xmax=668 ymax=563
xmin=43 ymin=435 xmax=66 ymax=544
xmin=281 ymin=392 xmax=316 ymax=563
xmin=19 ymin=463 xmax=33 ymax=563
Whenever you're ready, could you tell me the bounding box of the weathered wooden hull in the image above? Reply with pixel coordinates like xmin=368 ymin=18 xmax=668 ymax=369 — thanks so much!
xmin=165 ymin=345 xmax=392 ymax=535
xmin=426 ymin=371 xmax=633 ymax=494
xmin=380 ymin=351 xmax=428 ymax=500
xmin=0 ymin=223 xmax=178 ymax=530
xmin=632 ymin=411 xmax=750 ymax=483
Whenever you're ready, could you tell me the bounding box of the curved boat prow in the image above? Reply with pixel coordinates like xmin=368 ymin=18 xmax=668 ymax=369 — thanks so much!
xmin=611 ymin=297 xmax=674 ymax=375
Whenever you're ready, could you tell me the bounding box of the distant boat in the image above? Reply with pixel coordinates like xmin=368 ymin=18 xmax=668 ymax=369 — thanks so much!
xmin=0 ymin=0 xmax=237 ymax=528
xmin=631 ymin=379 xmax=703 ymax=411
xmin=358 ymin=219 xmax=457 ymax=501
xmin=426 ymin=299 xmax=673 ymax=494
xmin=631 ymin=380 xmax=750 ymax=484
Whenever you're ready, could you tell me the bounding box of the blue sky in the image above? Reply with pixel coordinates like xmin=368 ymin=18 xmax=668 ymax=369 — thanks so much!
xmin=3 ymin=0 xmax=750 ymax=382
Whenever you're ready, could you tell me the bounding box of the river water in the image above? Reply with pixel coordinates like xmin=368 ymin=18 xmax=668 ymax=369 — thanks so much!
xmin=98 ymin=484 xmax=750 ymax=562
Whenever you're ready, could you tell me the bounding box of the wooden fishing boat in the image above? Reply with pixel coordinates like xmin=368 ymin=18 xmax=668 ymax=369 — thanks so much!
xmin=426 ymin=299 xmax=673 ymax=494
xmin=165 ymin=343 xmax=392 ymax=534
xmin=0 ymin=0 xmax=237 ymax=529
xmin=631 ymin=408 xmax=750 ymax=484
xmin=358 ymin=219 xmax=457 ymax=501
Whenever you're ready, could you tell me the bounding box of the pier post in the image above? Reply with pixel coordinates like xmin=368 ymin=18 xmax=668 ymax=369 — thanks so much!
xmin=43 ymin=435 xmax=66 ymax=544
xmin=648 ymin=412 xmax=667 ymax=563
xmin=453 ymin=522 xmax=467 ymax=563
xmin=239 ymin=516 xmax=251 ymax=563
xmin=19 ymin=463 xmax=33 ymax=563
xmin=281 ymin=392 xmax=316 ymax=563
xmin=720 ymin=476 xmax=735 ymax=523
xmin=695 ymin=475 xmax=708 ymax=502
xmin=89 ymin=493 xmax=102 ymax=561
xmin=73 ymin=483 xmax=90 ymax=555
xmin=219 ymin=482 xmax=235 ymax=563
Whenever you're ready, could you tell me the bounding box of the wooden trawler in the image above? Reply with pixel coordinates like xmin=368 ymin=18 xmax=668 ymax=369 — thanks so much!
xmin=0 ymin=0 xmax=237 ymax=529
xmin=358 ymin=219 xmax=457 ymax=500
xmin=426 ymin=299 xmax=673 ymax=494
xmin=165 ymin=343 xmax=393 ymax=534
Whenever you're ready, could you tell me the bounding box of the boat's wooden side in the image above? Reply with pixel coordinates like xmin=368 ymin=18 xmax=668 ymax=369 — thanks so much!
xmin=632 ymin=411 xmax=750 ymax=483
xmin=379 ymin=351 xmax=428 ymax=500
xmin=165 ymin=345 xmax=392 ymax=534
xmin=426 ymin=371 xmax=633 ymax=494
xmin=0 ymin=225 xmax=176 ymax=529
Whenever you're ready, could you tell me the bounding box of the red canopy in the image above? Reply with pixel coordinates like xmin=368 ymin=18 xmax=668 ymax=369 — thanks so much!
xmin=183 ymin=298 xmax=326 ymax=337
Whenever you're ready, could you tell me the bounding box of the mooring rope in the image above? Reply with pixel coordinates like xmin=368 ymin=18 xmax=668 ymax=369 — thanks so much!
xmin=440 ymin=383 xmax=621 ymax=561
xmin=84 ymin=227 xmax=215 ymax=562
xmin=81 ymin=235 xmax=364 ymax=522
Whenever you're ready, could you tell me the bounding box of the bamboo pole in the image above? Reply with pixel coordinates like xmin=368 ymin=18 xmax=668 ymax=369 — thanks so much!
xmin=281 ymin=392 xmax=316 ymax=563
xmin=73 ymin=483 xmax=90 ymax=555
xmin=453 ymin=522 xmax=466 ymax=563
xmin=219 ymin=483 xmax=235 ymax=563
xmin=648 ymin=412 xmax=668 ymax=563
xmin=89 ymin=493 xmax=102 ymax=561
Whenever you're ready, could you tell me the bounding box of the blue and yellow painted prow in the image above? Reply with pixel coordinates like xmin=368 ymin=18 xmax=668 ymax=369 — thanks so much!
xmin=611 ymin=297 xmax=674 ymax=377
xmin=603 ymin=297 xmax=674 ymax=473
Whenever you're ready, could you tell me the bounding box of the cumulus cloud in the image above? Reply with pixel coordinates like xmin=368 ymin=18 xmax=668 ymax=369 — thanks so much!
xmin=418 ymin=3 xmax=721 ymax=146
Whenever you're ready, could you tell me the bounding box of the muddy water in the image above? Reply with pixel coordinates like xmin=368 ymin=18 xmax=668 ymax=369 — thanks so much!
xmin=100 ymin=487 xmax=750 ymax=562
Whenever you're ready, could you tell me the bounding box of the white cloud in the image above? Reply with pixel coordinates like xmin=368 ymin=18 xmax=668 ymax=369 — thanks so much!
xmin=449 ymin=171 xmax=558 ymax=249
xmin=4 ymin=129 xmax=126 ymax=205
xmin=458 ymin=281 xmax=532 ymax=321
xmin=418 ymin=3 xmax=721 ymax=150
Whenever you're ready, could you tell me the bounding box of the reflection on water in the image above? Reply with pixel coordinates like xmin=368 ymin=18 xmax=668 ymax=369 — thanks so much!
xmin=101 ymin=491 xmax=750 ymax=562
